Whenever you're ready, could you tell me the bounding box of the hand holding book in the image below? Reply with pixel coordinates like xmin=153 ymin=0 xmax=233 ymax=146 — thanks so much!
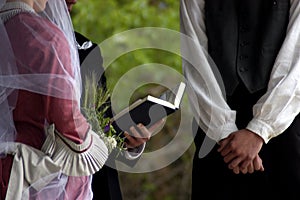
xmin=111 ymin=82 xmax=186 ymax=132
xmin=123 ymin=119 xmax=165 ymax=149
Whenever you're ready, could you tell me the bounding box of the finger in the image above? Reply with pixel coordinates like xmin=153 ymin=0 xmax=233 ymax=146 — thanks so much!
xmin=232 ymin=167 xmax=240 ymax=174
xmin=217 ymin=140 xmax=227 ymax=152
xmin=217 ymin=135 xmax=232 ymax=152
xmin=124 ymin=132 xmax=136 ymax=148
xmin=260 ymin=164 xmax=265 ymax=172
xmin=259 ymin=162 xmax=264 ymax=172
xmin=240 ymin=166 xmax=248 ymax=174
xmin=125 ymin=126 xmax=149 ymax=148
xmin=223 ymin=153 xmax=236 ymax=164
xmin=253 ymin=156 xmax=264 ymax=171
xmin=129 ymin=126 xmax=142 ymax=138
xmin=136 ymin=124 xmax=151 ymax=139
xmin=239 ymin=159 xmax=253 ymax=174
xmin=240 ymin=158 xmax=252 ymax=170
xmin=247 ymin=162 xmax=254 ymax=174
xmin=124 ymin=134 xmax=148 ymax=148
xmin=148 ymin=119 xmax=165 ymax=133
xmin=218 ymin=137 xmax=235 ymax=156
xmin=228 ymin=156 xmax=244 ymax=169
xmin=219 ymin=145 xmax=233 ymax=157
xmin=253 ymin=156 xmax=262 ymax=171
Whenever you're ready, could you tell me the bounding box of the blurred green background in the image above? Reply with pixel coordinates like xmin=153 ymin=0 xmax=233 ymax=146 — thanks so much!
xmin=71 ymin=0 xmax=195 ymax=199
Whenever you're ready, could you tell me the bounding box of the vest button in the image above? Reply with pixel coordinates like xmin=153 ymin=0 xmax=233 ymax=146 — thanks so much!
xmin=239 ymin=55 xmax=248 ymax=60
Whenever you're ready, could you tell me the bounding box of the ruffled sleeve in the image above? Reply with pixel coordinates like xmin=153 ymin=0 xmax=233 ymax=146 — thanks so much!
xmin=41 ymin=124 xmax=108 ymax=176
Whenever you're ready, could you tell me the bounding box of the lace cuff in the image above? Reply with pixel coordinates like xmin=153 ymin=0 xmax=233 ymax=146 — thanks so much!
xmin=41 ymin=124 xmax=108 ymax=176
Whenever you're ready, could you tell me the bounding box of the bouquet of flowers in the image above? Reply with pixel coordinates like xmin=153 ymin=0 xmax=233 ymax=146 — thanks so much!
xmin=81 ymin=73 xmax=126 ymax=154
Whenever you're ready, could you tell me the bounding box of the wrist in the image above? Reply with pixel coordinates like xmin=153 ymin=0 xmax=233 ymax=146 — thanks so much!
xmin=246 ymin=128 xmax=264 ymax=144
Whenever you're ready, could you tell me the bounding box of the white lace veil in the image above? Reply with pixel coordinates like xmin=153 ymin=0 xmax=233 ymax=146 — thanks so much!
xmin=0 ymin=0 xmax=82 ymax=155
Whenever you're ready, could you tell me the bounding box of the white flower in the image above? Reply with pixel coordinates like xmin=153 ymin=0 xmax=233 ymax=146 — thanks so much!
xmin=102 ymin=136 xmax=118 ymax=153
xmin=107 ymin=136 xmax=117 ymax=149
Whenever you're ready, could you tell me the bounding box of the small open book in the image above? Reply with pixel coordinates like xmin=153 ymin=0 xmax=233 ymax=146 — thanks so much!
xmin=111 ymin=82 xmax=186 ymax=132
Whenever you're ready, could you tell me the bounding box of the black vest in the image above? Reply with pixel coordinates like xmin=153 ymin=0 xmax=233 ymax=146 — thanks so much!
xmin=205 ymin=0 xmax=290 ymax=95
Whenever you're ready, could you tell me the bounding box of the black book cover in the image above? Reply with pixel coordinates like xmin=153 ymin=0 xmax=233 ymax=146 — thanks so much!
xmin=111 ymin=82 xmax=186 ymax=132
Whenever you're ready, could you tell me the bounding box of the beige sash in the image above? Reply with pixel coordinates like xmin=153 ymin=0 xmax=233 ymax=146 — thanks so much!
xmin=4 ymin=124 xmax=108 ymax=200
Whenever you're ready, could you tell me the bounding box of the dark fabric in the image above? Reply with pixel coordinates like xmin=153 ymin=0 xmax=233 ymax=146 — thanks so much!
xmin=0 ymin=156 xmax=13 ymax=200
xmin=75 ymin=32 xmax=107 ymax=92
xmin=75 ymin=32 xmax=113 ymax=119
xmin=192 ymin=84 xmax=300 ymax=200
xmin=75 ymin=32 xmax=122 ymax=200
xmin=192 ymin=131 xmax=269 ymax=200
xmin=92 ymin=164 xmax=122 ymax=200
xmin=205 ymin=0 xmax=290 ymax=95
xmin=194 ymin=3 xmax=297 ymax=197
xmin=192 ymin=84 xmax=268 ymax=200
xmin=261 ymin=114 xmax=300 ymax=200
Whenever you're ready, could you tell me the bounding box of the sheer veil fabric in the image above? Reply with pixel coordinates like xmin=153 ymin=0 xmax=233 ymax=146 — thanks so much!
xmin=0 ymin=0 xmax=108 ymax=199
xmin=0 ymin=0 xmax=81 ymax=153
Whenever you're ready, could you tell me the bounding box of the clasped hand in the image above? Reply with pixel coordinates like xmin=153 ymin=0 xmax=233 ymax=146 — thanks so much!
xmin=218 ymin=129 xmax=264 ymax=174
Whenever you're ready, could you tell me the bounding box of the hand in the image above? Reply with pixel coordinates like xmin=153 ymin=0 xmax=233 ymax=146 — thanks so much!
xmin=124 ymin=124 xmax=150 ymax=149
xmin=218 ymin=129 xmax=264 ymax=174
xmin=231 ymin=155 xmax=264 ymax=174
xmin=124 ymin=119 xmax=165 ymax=149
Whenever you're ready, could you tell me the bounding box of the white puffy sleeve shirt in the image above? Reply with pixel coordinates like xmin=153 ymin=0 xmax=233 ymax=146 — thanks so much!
xmin=180 ymin=0 xmax=300 ymax=143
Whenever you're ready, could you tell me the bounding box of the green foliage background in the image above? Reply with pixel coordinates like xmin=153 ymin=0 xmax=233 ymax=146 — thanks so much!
xmin=72 ymin=0 xmax=194 ymax=199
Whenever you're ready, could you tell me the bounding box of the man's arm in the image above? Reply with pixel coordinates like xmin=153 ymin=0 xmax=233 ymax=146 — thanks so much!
xmin=180 ymin=0 xmax=238 ymax=141
xmin=245 ymin=0 xmax=300 ymax=143
xmin=180 ymin=0 xmax=265 ymax=174
xmin=219 ymin=1 xmax=300 ymax=173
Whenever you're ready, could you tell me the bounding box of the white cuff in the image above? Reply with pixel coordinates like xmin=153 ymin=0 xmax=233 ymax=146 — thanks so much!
xmin=124 ymin=143 xmax=145 ymax=160
xmin=246 ymin=119 xmax=275 ymax=143
xmin=41 ymin=124 xmax=108 ymax=176
xmin=205 ymin=122 xmax=238 ymax=142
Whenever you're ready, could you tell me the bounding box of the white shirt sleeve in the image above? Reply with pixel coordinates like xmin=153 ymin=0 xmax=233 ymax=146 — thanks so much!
xmin=180 ymin=0 xmax=238 ymax=142
xmin=124 ymin=143 xmax=146 ymax=160
xmin=246 ymin=0 xmax=300 ymax=143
